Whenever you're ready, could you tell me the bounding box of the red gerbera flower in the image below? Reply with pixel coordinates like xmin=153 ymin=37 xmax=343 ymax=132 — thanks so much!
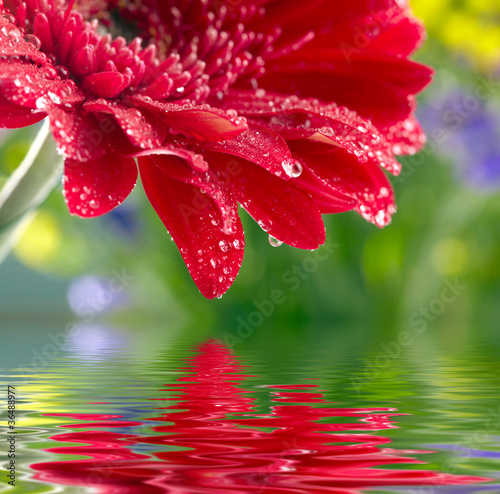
xmin=0 ymin=0 xmax=432 ymax=298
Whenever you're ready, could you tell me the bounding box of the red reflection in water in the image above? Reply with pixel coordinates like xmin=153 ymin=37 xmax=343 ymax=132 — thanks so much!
xmin=32 ymin=340 xmax=490 ymax=493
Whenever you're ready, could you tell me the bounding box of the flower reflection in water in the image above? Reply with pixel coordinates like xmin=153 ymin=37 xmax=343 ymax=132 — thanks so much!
xmin=32 ymin=340 xmax=490 ymax=493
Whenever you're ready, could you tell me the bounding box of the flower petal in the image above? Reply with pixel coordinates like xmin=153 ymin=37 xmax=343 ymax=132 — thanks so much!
xmin=64 ymin=151 xmax=137 ymax=218
xmin=83 ymin=99 xmax=163 ymax=149
xmin=290 ymin=141 xmax=396 ymax=228
xmin=82 ymin=72 xmax=131 ymax=98
xmin=49 ymin=106 xmax=108 ymax=162
xmin=291 ymin=162 xmax=358 ymax=214
xmin=0 ymin=94 xmax=45 ymax=128
xmin=204 ymin=151 xmax=326 ymax=249
xmin=381 ymin=114 xmax=427 ymax=155
xmin=196 ymin=122 xmax=294 ymax=180
xmin=130 ymin=95 xmax=248 ymax=141
xmin=222 ymin=90 xmax=401 ymax=175
xmin=139 ymin=156 xmax=244 ymax=299
xmin=0 ymin=15 xmax=47 ymax=64
xmin=147 ymin=152 xmax=239 ymax=235
xmin=258 ymin=55 xmax=433 ymax=128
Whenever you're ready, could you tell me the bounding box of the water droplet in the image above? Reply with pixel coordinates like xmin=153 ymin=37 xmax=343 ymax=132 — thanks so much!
xmin=6 ymin=26 xmax=21 ymax=42
xmin=2 ymin=14 xmax=16 ymax=24
xmin=289 ymin=161 xmax=303 ymax=178
xmin=375 ymin=210 xmax=387 ymax=227
xmin=48 ymin=91 xmax=62 ymax=104
xmin=269 ymin=235 xmax=283 ymax=247
xmin=35 ymin=96 xmax=48 ymax=109
xmin=219 ymin=240 xmax=229 ymax=252
xmin=56 ymin=65 xmax=70 ymax=79
xmin=233 ymin=239 xmax=243 ymax=250
xmin=24 ymin=34 xmax=41 ymax=49
xmin=89 ymin=199 xmax=99 ymax=209
xmin=357 ymin=125 xmax=368 ymax=133
xmin=379 ymin=187 xmax=390 ymax=198
xmin=281 ymin=159 xmax=302 ymax=178
xmin=257 ymin=219 xmax=272 ymax=232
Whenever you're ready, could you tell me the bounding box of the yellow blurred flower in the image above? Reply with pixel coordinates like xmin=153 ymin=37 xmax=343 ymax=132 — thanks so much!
xmin=14 ymin=211 xmax=61 ymax=269
xmin=412 ymin=0 xmax=500 ymax=68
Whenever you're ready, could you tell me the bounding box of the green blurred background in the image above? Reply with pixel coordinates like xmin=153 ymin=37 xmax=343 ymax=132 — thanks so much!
xmin=1 ymin=0 xmax=499 ymax=350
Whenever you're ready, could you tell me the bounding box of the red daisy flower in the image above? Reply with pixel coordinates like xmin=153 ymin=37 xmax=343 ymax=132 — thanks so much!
xmin=0 ymin=0 xmax=432 ymax=298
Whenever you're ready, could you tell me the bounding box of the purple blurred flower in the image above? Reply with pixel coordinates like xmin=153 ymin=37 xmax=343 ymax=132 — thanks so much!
xmin=419 ymin=81 xmax=500 ymax=190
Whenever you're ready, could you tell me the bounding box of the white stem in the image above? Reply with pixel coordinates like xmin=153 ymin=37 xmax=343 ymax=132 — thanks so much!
xmin=0 ymin=119 xmax=63 ymax=262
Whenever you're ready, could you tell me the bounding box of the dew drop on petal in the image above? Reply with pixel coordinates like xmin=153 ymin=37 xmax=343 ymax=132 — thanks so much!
xmin=257 ymin=219 xmax=272 ymax=232
xmin=281 ymin=159 xmax=302 ymax=178
xmin=269 ymin=235 xmax=283 ymax=247
xmin=289 ymin=161 xmax=303 ymax=178
xmin=379 ymin=187 xmax=390 ymax=198
xmin=35 ymin=96 xmax=48 ymax=109
xmin=219 ymin=240 xmax=229 ymax=252
xmin=48 ymin=91 xmax=62 ymax=104
xmin=374 ymin=210 xmax=391 ymax=227
xmin=24 ymin=34 xmax=41 ymax=49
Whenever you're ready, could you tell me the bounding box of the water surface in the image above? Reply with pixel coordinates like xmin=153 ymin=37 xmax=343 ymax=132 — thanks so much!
xmin=2 ymin=324 xmax=500 ymax=493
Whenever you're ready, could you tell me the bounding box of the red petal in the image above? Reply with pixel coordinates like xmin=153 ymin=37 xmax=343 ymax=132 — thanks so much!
xmin=290 ymin=141 xmax=396 ymax=228
xmin=364 ymin=16 xmax=427 ymax=58
xmin=139 ymin=156 xmax=244 ymax=299
xmin=64 ymin=151 xmax=137 ymax=218
xmin=256 ymin=0 xmax=424 ymax=57
xmin=0 ymin=94 xmax=45 ymax=128
xmin=381 ymin=114 xmax=427 ymax=155
xmin=205 ymin=151 xmax=326 ymax=249
xmin=82 ymin=72 xmax=130 ymax=98
xmin=130 ymin=95 xmax=248 ymax=141
xmin=0 ymin=15 xmax=47 ymax=64
xmin=49 ymin=107 xmax=108 ymax=162
xmin=222 ymin=91 xmax=401 ymax=175
xmin=196 ymin=122 xmax=294 ymax=180
xmin=292 ymin=162 xmax=358 ymax=214
xmin=148 ymin=152 xmax=239 ymax=235
xmin=258 ymin=55 xmax=433 ymax=128
xmin=83 ymin=99 xmax=163 ymax=149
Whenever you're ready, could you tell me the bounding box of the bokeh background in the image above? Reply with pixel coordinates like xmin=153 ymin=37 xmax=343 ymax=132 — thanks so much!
xmin=1 ymin=0 xmax=499 ymax=350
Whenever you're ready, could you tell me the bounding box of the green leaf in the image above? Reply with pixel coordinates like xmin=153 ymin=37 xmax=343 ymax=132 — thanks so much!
xmin=0 ymin=120 xmax=63 ymax=263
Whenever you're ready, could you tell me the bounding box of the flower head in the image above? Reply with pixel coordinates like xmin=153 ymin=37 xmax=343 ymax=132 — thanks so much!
xmin=0 ymin=0 xmax=433 ymax=298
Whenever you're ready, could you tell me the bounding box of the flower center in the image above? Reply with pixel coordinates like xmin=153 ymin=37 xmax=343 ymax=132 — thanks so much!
xmin=3 ymin=0 xmax=284 ymax=102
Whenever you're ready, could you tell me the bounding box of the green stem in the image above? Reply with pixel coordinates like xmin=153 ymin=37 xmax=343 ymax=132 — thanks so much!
xmin=0 ymin=120 xmax=63 ymax=262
